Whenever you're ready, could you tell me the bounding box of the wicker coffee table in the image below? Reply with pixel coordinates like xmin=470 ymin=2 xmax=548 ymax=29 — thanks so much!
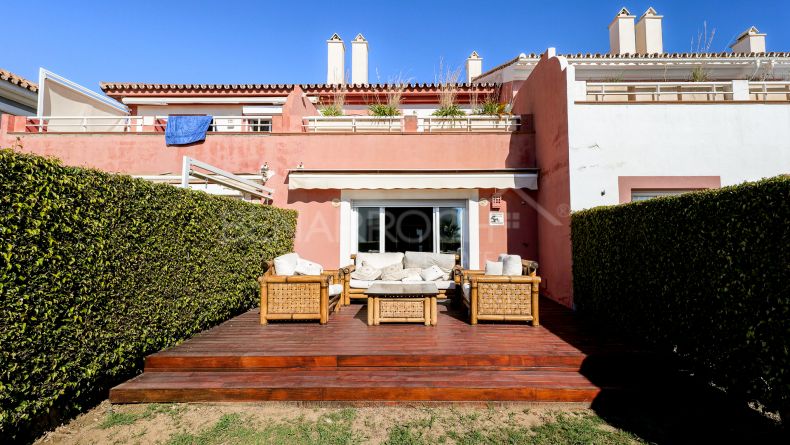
xmin=366 ymin=282 xmax=439 ymax=326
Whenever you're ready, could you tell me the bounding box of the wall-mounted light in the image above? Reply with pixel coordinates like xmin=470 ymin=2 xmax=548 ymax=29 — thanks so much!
xmin=491 ymin=192 xmax=503 ymax=210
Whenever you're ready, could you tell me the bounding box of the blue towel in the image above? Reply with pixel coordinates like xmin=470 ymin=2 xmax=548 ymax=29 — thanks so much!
xmin=165 ymin=115 xmax=213 ymax=145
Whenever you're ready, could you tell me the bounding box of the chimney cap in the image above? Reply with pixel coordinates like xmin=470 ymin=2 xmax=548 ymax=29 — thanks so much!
xmin=735 ymin=26 xmax=766 ymax=41
xmin=327 ymin=33 xmax=343 ymax=43
xmin=468 ymin=51 xmax=481 ymax=59
xmin=610 ymin=7 xmax=635 ymax=28
xmin=616 ymin=7 xmax=633 ymax=17
xmin=353 ymin=33 xmax=367 ymax=43
xmin=639 ymin=7 xmax=662 ymax=19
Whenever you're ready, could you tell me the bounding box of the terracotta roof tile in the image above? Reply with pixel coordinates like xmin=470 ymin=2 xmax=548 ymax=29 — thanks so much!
xmin=100 ymin=82 xmax=499 ymax=94
xmin=0 ymin=68 xmax=38 ymax=92
xmin=474 ymin=52 xmax=790 ymax=80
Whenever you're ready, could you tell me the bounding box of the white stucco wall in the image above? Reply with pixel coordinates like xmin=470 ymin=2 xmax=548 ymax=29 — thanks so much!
xmin=568 ymin=103 xmax=790 ymax=210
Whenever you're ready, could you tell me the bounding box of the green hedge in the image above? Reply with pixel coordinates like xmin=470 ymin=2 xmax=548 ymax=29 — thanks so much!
xmin=0 ymin=149 xmax=296 ymax=440
xmin=571 ymin=176 xmax=790 ymax=416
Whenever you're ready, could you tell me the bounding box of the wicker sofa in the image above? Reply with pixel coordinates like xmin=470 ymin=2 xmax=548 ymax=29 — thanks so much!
xmin=461 ymin=259 xmax=541 ymax=326
xmin=258 ymin=260 xmax=343 ymax=325
xmin=341 ymin=252 xmax=462 ymax=305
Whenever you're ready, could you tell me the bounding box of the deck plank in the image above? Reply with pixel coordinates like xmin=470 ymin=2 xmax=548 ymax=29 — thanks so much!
xmin=112 ymin=298 xmax=637 ymax=403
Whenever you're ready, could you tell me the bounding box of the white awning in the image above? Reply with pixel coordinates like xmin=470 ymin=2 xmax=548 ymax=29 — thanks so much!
xmin=288 ymin=169 xmax=539 ymax=190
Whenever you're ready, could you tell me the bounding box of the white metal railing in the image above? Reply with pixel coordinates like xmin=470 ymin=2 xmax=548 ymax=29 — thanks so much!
xmin=585 ymin=81 xmax=734 ymax=102
xmin=23 ymin=115 xmax=273 ymax=133
xmin=584 ymin=80 xmax=790 ymax=103
xmin=419 ymin=115 xmax=520 ymax=132
xmin=748 ymin=81 xmax=790 ymax=101
xmin=302 ymin=116 xmax=403 ymax=133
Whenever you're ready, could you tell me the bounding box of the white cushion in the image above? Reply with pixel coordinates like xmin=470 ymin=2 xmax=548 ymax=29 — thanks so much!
xmin=462 ymin=282 xmax=471 ymax=302
xmin=501 ymin=254 xmax=523 ymax=276
xmin=349 ymin=279 xmax=404 ymax=289
xmin=351 ymin=265 xmax=381 ymax=281
xmin=485 ymin=260 xmax=503 ymax=275
xmin=380 ymin=262 xmax=404 ymax=281
xmin=355 ymin=252 xmax=404 ymax=269
xmin=349 ymin=279 xmax=454 ymax=290
xmin=401 ymin=273 xmax=423 ymax=282
xmin=404 ymin=251 xmax=455 ymax=280
xmin=294 ymin=258 xmax=323 ymax=276
xmin=420 ymin=265 xmax=444 ymax=281
xmin=435 ymin=280 xmax=456 ymax=290
xmin=350 ymin=279 xmax=375 ymax=289
xmin=273 ymin=252 xmax=299 ymax=276
xmin=329 ymin=283 xmax=343 ymax=297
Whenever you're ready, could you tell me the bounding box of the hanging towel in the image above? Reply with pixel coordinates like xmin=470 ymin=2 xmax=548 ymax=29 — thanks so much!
xmin=165 ymin=115 xmax=213 ymax=145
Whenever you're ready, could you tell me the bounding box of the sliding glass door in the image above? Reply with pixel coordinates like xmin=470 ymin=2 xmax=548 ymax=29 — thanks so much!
xmin=354 ymin=203 xmax=465 ymax=261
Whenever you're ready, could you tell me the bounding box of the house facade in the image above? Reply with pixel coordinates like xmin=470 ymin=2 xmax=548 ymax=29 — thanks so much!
xmin=2 ymin=8 xmax=789 ymax=307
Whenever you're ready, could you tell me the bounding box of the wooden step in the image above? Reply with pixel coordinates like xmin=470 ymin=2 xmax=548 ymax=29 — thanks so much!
xmin=110 ymin=369 xmax=603 ymax=403
xmin=144 ymin=353 xmax=586 ymax=372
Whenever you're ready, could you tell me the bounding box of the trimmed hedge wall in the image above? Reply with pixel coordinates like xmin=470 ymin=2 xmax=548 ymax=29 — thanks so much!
xmin=572 ymin=176 xmax=790 ymax=416
xmin=0 ymin=149 xmax=296 ymax=440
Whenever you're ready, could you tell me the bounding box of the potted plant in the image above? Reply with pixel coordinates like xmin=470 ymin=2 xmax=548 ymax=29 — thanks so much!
xmin=472 ymin=95 xmax=515 ymax=130
xmin=430 ymin=62 xmax=467 ymax=130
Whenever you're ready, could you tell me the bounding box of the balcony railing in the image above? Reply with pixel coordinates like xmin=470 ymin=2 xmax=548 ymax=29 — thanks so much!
xmin=418 ymin=116 xmax=520 ymax=132
xmin=23 ymin=115 xmax=273 ymax=133
xmin=303 ymin=116 xmax=403 ymax=133
xmin=584 ymin=80 xmax=790 ymax=102
xmin=303 ymin=115 xmax=520 ymax=133
xmin=585 ymin=81 xmax=734 ymax=102
xmin=749 ymin=81 xmax=790 ymax=101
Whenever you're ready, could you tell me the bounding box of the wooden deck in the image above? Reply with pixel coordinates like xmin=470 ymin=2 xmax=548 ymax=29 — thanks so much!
xmin=111 ymin=298 xmax=640 ymax=403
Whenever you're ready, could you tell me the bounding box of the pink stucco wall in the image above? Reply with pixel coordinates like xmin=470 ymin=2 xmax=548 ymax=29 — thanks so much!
xmin=618 ymin=176 xmax=721 ymax=203
xmin=477 ymin=188 xmax=539 ymax=263
xmin=1 ymin=114 xmax=536 ymax=269
xmin=510 ymin=51 xmax=574 ymax=307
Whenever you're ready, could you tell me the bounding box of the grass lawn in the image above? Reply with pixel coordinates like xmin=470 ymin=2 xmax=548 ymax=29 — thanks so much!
xmin=35 ymin=402 xmax=644 ymax=445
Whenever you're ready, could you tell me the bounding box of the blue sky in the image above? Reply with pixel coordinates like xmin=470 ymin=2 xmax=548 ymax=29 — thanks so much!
xmin=3 ymin=0 xmax=789 ymax=89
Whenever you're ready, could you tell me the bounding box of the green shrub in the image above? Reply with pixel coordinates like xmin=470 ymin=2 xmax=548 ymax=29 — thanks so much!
xmin=474 ymin=98 xmax=508 ymax=116
xmin=320 ymin=104 xmax=343 ymax=116
xmin=571 ymin=176 xmax=790 ymax=417
xmin=0 ymin=149 xmax=296 ymax=440
xmin=368 ymin=103 xmax=400 ymax=117
xmin=432 ymin=105 xmax=466 ymax=117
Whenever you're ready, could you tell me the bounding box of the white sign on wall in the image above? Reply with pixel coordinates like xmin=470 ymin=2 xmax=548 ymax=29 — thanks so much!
xmin=489 ymin=212 xmax=505 ymax=226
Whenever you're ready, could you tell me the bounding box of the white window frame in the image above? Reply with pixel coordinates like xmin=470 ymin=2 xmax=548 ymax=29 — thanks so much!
xmin=351 ymin=201 xmax=466 ymax=259
xmin=339 ymin=190 xmax=479 ymax=269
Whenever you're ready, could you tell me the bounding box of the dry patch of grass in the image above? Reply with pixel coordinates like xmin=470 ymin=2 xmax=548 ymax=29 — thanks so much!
xmin=34 ymin=401 xmax=646 ymax=445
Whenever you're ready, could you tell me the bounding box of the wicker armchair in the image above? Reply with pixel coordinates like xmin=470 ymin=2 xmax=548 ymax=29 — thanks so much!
xmin=461 ymin=260 xmax=541 ymax=326
xmin=258 ymin=261 xmax=343 ymax=325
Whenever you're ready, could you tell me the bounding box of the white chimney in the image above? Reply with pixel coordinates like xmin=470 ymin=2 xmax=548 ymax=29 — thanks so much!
xmin=466 ymin=51 xmax=482 ymax=83
xmin=636 ymin=7 xmax=663 ymax=54
xmin=351 ymin=34 xmax=368 ymax=85
xmin=327 ymin=33 xmax=345 ymax=85
xmin=608 ymin=7 xmax=636 ymax=55
xmin=730 ymin=27 xmax=767 ymax=53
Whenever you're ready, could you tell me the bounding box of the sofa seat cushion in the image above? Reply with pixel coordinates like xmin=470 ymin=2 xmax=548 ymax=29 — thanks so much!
xmin=349 ymin=279 xmax=456 ymax=290
xmin=355 ymin=252 xmax=405 ymax=269
xmin=329 ymin=284 xmax=343 ymax=297
xmin=404 ymin=251 xmax=455 ymax=280
xmin=349 ymin=279 xmax=402 ymax=289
